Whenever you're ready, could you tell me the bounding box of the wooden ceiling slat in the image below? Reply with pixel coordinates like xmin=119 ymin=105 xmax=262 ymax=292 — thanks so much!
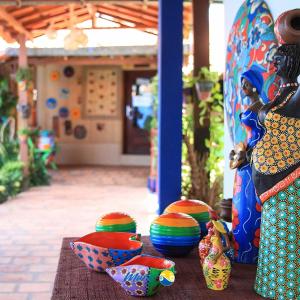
xmin=106 ymin=4 xmax=157 ymax=23
xmin=125 ymin=3 xmax=158 ymax=15
xmin=0 ymin=2 xmax=192 ymax=43
xmin=8 ymin=6 xmax=36 ymax=17
xmin=32 ymin=13 xmax=91 ymax=38
xmin=96 ymin=4 xmax=157 ymax=28
xmin=0 ymin=24 xmax=14 ymax=42
xmin=0 ymin=7 xmax=32 ymax=39
xmin=26 ymin=7 xmax=88 ymax=29
xmin=19 ymin=6 xmax=68 ymax=23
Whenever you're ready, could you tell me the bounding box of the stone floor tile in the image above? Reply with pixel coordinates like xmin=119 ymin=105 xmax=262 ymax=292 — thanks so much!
xmin=0 ymin=283 xmax=16 ymax=292
xmin=18 ymin=283 xmax=52 ymax=293
xmin=0 ymin=294 xmax=27 ymax=300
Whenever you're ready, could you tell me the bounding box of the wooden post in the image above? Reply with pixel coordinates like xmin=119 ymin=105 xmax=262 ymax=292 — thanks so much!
xmin=157 ymin=0 xmax=183 ymax=214
xmin=193 ymin=0 xmax=210 ymax=153
xmin=18 ymin=34 xmax=29 ymax=175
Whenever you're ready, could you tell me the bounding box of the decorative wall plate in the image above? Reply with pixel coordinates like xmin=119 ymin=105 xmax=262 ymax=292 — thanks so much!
xmin=63 ymin=66 xmax=75 ymax=78
xmin=74 ymin=125 xmax=87 ymax=139
xmin=46 ymin=98 xmax=57 ymax=109
xmin=224 ymin=0 xmax=279 ymax=144
xmin=50 ymin=70 xmax=60 ymax=81
xmin=59 ymin=107 xmax=69 ymax=118
xmin=60 ymin=88 xmax=70 ymax=99
xmin=71 ymin=107 xmax=81 ymax=120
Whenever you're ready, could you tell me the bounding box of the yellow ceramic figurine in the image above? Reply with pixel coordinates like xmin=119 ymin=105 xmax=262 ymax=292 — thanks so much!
xmin=202 ymin=220 xmax=231 ymax=291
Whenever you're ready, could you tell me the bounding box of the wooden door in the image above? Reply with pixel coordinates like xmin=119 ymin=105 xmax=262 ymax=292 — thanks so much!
xmin=123 ymin=70 xmax=156 ymax=155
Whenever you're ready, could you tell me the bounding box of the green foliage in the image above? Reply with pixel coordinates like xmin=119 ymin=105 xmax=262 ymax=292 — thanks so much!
xmin=0 ymin=77 xmax=17 ymax=116
xmin=149 ymin=71 xmax=224 ymax=203
xmin=204 ymin=82 xmax=224 ymax=184
xmin=150 ymin=75 xmax=158 ymax=130
xmin=24 ymin=129 xmax=52 ymax=186
xmin=181 ymin=72 xmax=224 ymax=202
xmin=15 ymin=68 xmax=33 ymax=83
xmin=197 ymin=67 xmax=219 ymax=83
xmin=0 ymin=124 xmax=23 ymax=203
xmin=0 ymin=161 xmax=24 ymax=197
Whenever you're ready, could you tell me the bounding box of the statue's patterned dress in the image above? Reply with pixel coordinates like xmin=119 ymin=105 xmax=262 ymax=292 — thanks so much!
xmin=232 ymin=109 xmax=264 ymax=264
xmin=252 ymin=92 xmax=300 ymax=300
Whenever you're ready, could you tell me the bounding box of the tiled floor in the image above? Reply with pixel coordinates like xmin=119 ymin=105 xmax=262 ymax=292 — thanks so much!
xmin=0 ymin=166 xmax=157 ymax=300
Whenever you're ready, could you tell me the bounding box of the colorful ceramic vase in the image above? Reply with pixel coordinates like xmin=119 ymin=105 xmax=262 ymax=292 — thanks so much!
xmin=106 ymin=254 xmax=175 ymax=296
xmin=199 ymin=221 xmax=234 ymax=265
xmin=150 ymin=212 xmax=200 ymax=257
xmin=95 ymin=212 xmax=136 ymax=233
xmin=164 ymin=199 xmax=211 ymax=238
xmin=202 ymin=221 xmax=231 ymax=291
xmin=70 ymin=232 xmax=143 ymax=272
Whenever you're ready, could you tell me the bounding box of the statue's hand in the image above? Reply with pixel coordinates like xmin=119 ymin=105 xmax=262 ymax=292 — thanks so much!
xmin=229 ymin=145 xmax=247 ymax=169
xmin=229 ymin=149 xmax=235 ymax=160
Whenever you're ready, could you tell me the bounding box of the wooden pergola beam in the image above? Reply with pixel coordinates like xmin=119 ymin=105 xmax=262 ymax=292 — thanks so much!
xmin=0 ymin=24 xmax=15 ymax=42
xmin=26 ymin=6 xmax=87 ymax=29
xmin=23 ymin=55 xmax=157 ymax=66
xmin=0 ymin=7 xmax=32 ymax=39
xmin=32 ymin=14 xmax=91 ymax=37
xmin=96 ymin=4 xmax=157 ymax=28
xmin=18 ymin=6 xmax=67 ymax=24
xmin=104 ymin=3 xmax=158 ymax=23
xmin=0 ymin=1 xmax=160 ymax=4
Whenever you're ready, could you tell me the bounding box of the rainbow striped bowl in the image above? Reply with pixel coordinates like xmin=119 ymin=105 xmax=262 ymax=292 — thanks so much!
xmin=150 ymin=213 xmax=200 ymax=257
xmin=164 ymin=199 xmax=211 ymax=238
xmin=95 ymin=212 xmax=136 ymax=233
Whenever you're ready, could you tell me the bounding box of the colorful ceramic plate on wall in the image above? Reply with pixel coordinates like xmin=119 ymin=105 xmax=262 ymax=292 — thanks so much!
xmin=63 ymin=66 xmax=75 ymax=78
xmin=71 ymin=107 xmax=81 ymax=120
xmin=224 ymin=0 xmax=279 ymax=144
xmin=50 ymin=70 xmax=60 ymax=81
xmin=60 ymin=88 xmax=70 ymax=99
xmin=74 ymin=125 xmax=87 ymax=139
xmin=59 ymin=107 xmax=69 ymax=118
xmin=46 ymin=98 xmax=57 ymax=109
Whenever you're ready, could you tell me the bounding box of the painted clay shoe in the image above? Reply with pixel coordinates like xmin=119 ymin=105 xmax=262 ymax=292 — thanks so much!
xmin=70 ymin=232 xmax=143 ymax=272
xmin=106 ymin=254 xmax=175 ymax=297
xmin=95 ymin=212 xmax=136 ymax=233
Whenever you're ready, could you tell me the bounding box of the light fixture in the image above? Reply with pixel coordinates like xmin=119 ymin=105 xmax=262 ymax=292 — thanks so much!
xmin=64 ymin=3 xmax=89 ymax=50
xmin=64 ymin=28 xmax=88 ymax=50
xmin=46 ymin=21 xmax=57 ymax=40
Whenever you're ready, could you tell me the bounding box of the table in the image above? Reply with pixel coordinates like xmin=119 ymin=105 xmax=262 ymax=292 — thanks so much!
xmin=51 ymin=237 xmax=263 ymax=300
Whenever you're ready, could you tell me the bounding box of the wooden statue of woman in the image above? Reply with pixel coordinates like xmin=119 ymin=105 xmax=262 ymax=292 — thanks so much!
xmin=229 ymin=68 xmax=266 ymax=264
xmin=251 ymin=9 xmax=300 ymax=300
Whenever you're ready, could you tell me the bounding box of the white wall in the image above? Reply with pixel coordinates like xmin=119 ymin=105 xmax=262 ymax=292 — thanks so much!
xmin=223 ymin=0 xmax=300 ymax=198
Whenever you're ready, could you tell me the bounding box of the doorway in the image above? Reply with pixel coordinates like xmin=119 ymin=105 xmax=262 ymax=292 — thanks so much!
xmin=123 ymin=70 xmax=157 ymax=155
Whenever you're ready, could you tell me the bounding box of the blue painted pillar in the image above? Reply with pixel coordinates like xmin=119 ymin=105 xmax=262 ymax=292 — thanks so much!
xmin=158 ymin=0 xmax=183 ymax=214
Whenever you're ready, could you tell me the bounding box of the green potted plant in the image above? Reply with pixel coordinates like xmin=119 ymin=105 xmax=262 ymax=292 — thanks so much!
xmin=195 ymin=67 xmax=219 ymax=101
xmin=15 ymin=68 xmax=33 ymax=92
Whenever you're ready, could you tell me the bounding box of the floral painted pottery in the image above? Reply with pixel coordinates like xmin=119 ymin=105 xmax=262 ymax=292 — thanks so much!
xmin=106 ymin=254 xmax=175 ymax=296
xmin=70 ymin=232 xmax=142 ymax=272
xmin=199 ymin=221 xmax=234 ymax=265
xmin=164 ymin=199 xmax=211 ymax=238
xmin=150 ymin=212 xmax=200 ymax=257
xmin=95 ymin=212 xmax=136 ymax=233
xmin=202 ymin=221 xmax=231 ymax=290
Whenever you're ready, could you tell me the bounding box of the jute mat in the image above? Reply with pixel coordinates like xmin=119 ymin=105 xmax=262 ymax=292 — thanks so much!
xmin=51 ymin=237 xmax=263 ymax=300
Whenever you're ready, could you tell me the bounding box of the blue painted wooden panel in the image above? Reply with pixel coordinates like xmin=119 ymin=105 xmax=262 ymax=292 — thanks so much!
xmin=158 ymin=0 xmax=183 ymax=214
